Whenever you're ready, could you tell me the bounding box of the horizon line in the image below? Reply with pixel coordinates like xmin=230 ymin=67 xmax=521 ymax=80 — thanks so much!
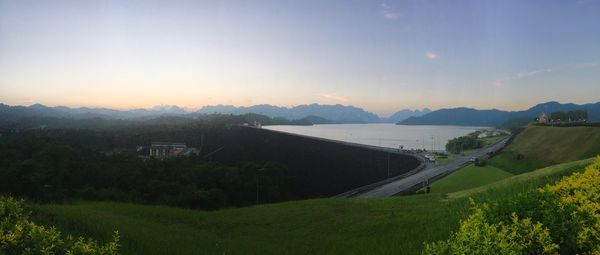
xmin=2 ymin=100 xmax=597 ymax=118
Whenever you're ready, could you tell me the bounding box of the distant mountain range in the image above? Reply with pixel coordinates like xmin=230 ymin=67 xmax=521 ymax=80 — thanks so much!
xmin=0 ymin=103 xmax=192 ymax=121
xmin=383 ymin=108 xmax=431 ymax=123
xmin=399 ymin=101 xmax=600 ymax=127
xmin=4 ymin=101 xmax=596 ymax=127
xmin=198 ymin=104 xmax=431 ymax=123
xmin=0 ymin=103 xmax=430 ymax=124
xmin=200 ymin=104 xmax=393 ymax=123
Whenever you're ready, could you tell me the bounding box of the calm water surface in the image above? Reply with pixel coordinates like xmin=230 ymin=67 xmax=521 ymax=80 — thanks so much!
xmin=263 ymin=124 xmax=487 ymax=151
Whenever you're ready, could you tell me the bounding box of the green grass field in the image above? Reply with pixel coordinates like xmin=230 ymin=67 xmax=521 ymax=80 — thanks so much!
xmin=429 ymin=164 xmax=513 ymax=194
xmin=448 ymin=158 xmax=594 ymax=200
xmin=488 ymin=125 xmax=600 ymax=174
xmin=479 ymin=135 xmax=508 ymax=146
xmin=31 ymin=158 xmax=594 ymax=255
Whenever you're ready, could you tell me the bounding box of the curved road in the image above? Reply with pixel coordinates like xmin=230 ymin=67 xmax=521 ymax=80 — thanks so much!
xmin=354 ymin=137 xmax=511 ymax=198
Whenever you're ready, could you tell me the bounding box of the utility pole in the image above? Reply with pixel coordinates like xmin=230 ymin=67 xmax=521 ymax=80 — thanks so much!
xmin=387 ymin=152 xmax=390 ymax=178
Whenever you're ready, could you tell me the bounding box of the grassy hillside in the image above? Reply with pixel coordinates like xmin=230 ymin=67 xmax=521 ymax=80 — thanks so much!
xmin=32 ymin=158 xmax=594 ymax=255
xmin=429 ymin=164 xmax=513 ymax=194
xmin=488 ymin=125 xmax=600 ymax=174
xmin=34 ymin=196 xmax=469 ymax=255
xmin=448 ymin=158 xmax=594 ymax=199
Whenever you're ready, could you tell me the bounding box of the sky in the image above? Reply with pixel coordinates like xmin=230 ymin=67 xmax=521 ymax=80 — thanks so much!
xmin=1 ymin=0 xmax=599 ymax=116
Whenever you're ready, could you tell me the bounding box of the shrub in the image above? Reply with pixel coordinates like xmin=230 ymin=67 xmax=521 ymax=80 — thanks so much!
xmin=424 ymin=203 xmax=558 ymax=255
xmin=483 ymin=190 xmax=597 ymax=254
xmin=0 ymin=196 xmax=120 ymax=255
xmin=424 ymin=156 xmax=600 ymax=254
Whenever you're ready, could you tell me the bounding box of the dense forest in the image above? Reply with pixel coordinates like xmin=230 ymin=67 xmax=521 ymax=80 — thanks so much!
xmin=0 ymin=134 xmax=292 ymax=210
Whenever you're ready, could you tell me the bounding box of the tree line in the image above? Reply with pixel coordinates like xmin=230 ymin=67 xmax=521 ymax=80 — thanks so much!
xmin=549 ymin=110 xmax=588 ymax=122
xmin=445 ymin=132 xmax=483 ymax=154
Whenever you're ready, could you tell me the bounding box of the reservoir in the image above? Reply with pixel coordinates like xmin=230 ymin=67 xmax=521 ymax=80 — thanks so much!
xmin=263 ymin=124 xmax=486 ymax=151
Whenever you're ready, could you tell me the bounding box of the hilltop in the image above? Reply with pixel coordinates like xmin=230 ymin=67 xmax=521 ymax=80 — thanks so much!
xmin=3 ymin=101 xmax=599 ymax=126
xmin=399 ymin=101 xmax=600 ymax=126
xmin=486 ymin=125 xmax=600 ymax=174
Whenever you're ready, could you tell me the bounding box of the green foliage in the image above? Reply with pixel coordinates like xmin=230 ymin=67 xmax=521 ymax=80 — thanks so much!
xmin=0 ymin=196 xmax=120 ymax=255
xmin=0 ymin=136 xmax=292 ymax=210
xmin=424 ymin=205 xmax=558 ymax=255
xmin=425 ymin=157 xmax=600 ymax=254
xmin=484 ymin=191 xmax=597 ymax=254
xmin=445 ymin=134 xmax=483 ymax=154
xmin=549 ymin=110 xmax=588 ymax=123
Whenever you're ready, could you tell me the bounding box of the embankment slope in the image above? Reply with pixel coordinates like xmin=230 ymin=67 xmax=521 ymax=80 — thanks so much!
xmin=488 ymin=125 xmax=600 ymax=174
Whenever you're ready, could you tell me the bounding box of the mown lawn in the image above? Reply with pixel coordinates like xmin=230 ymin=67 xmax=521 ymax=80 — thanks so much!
xmin=429 ymin=164 xmax=513 ymax=194
xmin=488 ymin=125 xmax=600 ymax=174
xmin=31 ymin=158 xmax=594 ymax=255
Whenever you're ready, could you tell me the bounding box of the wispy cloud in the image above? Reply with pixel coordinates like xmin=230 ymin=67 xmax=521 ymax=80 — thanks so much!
xmin=319 ymin=93 xmax=350 ymax=102
xmin=426 ymin=51 xmax=437 ymax=60
xmin=514 ymin=68 xmax=553 ymax=78
xmin=494 ymin=60 xmax=599 ymax=87
xmin=494 ymin=68 xmax=553 ymax=87
xmin=381 ymin=3 xmax=401 ymax=20
xmin=571 ymin=61 xmax=599 ymax=69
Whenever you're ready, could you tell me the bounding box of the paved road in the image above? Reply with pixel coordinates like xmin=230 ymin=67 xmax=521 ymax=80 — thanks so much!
xmin=354 ymin=137 xmax=511 ymax=198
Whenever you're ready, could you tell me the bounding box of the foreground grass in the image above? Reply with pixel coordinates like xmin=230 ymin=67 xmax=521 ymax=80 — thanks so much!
xmin=33 ymin=196 xmax=469 ymax=255
xmin=430 ymin=164 xmax=513 ymax=194
xmin=31 ymin=158 xmax=594 ymax=255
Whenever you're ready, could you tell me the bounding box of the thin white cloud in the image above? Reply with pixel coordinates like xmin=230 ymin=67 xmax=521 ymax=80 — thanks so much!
xmin=381 ymin=3 xmax=401 ymax=20
xmin=426 ymin=51 xmax=437 ymax=60
xmin=319 ymin=93 xmax=350 ymax=102
xmin=515 ymin=69 xmax=553 ymax=78
xmin=493 ymin=68 xmax=553 ymax=87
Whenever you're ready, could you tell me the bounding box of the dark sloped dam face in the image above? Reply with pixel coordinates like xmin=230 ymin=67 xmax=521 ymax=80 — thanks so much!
xmin=210 ymin=126 xmax=422 ymax=199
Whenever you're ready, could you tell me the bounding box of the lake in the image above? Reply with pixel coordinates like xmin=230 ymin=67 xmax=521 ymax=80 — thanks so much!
xmin=263 ymin=124 xmax=487 ymax=151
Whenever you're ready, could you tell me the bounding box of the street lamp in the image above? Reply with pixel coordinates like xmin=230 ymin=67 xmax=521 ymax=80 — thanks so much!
xmin=256 ymin=167 xmax=265 ymax=204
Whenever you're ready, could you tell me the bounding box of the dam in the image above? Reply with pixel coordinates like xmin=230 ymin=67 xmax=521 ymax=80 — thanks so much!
xmin=209 ymin=126 xmax=424 ymax=199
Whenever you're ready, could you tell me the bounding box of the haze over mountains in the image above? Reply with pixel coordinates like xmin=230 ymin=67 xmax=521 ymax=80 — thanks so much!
xmin=1 ymin=101 xmax=599 ymax=127
xmin=197 ymin=104 xmax=432 ymax=123
xmin=0 ymin=103 xmax=430 ymax=124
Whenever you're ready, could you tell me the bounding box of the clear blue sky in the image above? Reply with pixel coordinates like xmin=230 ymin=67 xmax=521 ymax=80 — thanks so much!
xmin=1 ymin=0 xmax=599 ymax=115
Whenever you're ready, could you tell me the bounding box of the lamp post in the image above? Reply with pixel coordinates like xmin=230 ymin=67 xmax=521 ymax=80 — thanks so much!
xmin=256 ymin=167 xmax=265 ymax=204
xmin=387 ymin=152 xmax=390 ymax=178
